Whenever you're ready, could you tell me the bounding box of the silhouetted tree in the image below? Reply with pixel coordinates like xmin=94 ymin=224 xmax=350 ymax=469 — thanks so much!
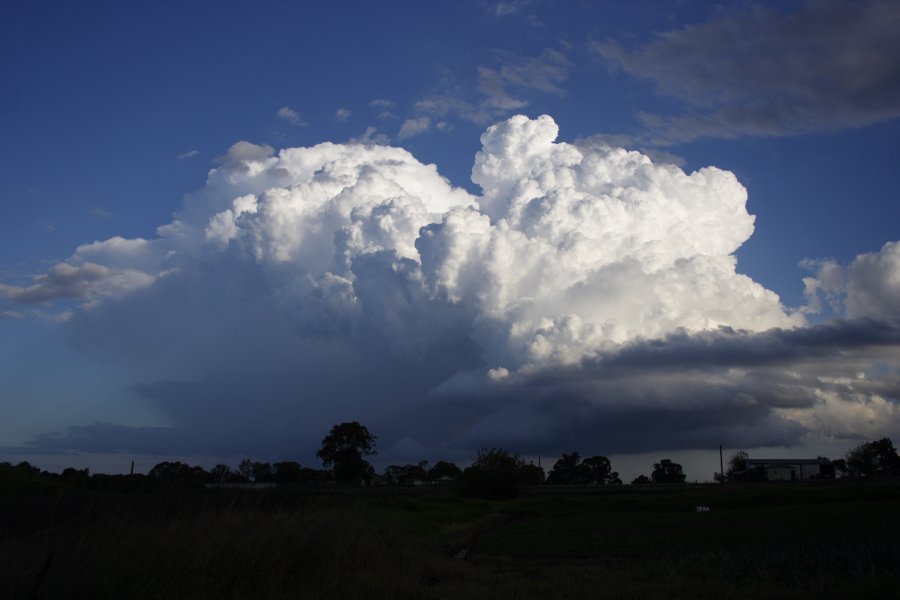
xmin=631 ymin=474 xmax=650 ymax=485
xmin=384 ymin=462 xmax=429 ymax=484
xmin=273 ymin=461 xmax=303 ymax=483
xmin=517 ymin=462 xmax=546 ymax=485
xmin=317 ymin=421 xmax=377 ymax=484
xmin=726 ymin=450 xmax=749 ymax=478
xmin=251 ymin=462 xmax=273 ymax=483
xmin=238 ymin=459 xmax=254 ymax=480
xmin=210 ymin=464 xmax=233 ymax=484
xmin=299 ymin=467 xmax=332 ymax=483
xmin=458 ymin=448 xmax=523 ymax=499
xmin=15 ymin=461 xmax=40 ymax=473
xmin=845 ymin=438 xmax=900 ymax=477
xmin=832 ymin=458 xmax=848 ymax=477
xmin=818 ymin=456 xmax=837 ymax=479
xmin=651 ymin=459 xmax=686 ymax=483
xmin=60 ymin=467 xmax=90 ymax=484
xmin=427 ymin=460 xmax=461 ymax=481
xmin=148 ymin=461 xmax=209 ymax=487
xmin=581 ymin=456 xmax=621 ymax=485
xmin=547 ymin=452 xmax=582 ymax=484
xmin=548 ymin=452 xmax=619 ymax=485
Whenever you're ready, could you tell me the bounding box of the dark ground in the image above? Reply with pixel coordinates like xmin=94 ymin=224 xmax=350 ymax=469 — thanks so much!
xmin=2 ymin=467 xmax=899 ymax=599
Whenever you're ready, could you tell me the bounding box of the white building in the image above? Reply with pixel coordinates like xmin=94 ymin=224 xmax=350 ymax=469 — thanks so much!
xmin=743 ymin=458 xmax=832 ymax=481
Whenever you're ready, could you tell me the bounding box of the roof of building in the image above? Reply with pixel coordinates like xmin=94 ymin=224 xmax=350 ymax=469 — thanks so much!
xmin=745 ymin=458 xmax=831 ymax=466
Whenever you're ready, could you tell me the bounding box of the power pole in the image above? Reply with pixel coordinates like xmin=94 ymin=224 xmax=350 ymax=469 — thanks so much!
xmin=719 ymin=445 xmax=724 ymax=483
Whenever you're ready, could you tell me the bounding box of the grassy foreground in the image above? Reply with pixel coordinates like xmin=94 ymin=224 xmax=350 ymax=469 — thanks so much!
xmin=2 ymin=471 xmax=899 ymax=599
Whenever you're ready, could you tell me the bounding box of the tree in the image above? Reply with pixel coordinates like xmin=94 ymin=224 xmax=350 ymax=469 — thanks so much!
xmin=427 ymin=460 xmax=461 ymax=481
xmin=316 ymin=421 xmax=377 ymax=484
xmin=721 ymin=450 xmax=763 ymax=482
xmin=651 ymin=459 xmax=686 ymax=483
xmin=210 ymin=463 xmax=233 ymax=484
xmin=384 ymin=462 xmax=428 ymax=484
xmin=832 ymin=458 xmax=848 ymax=477
xmin=726 ymin=451 xmax=748 ymax=478
xmin=547 ymin=452 xmax=582 ymax=484
xmin=273 ymin=461 xmax=303 ymax=484
xmin=631 ymin=474 xmax=650 ymax=485
xmin=251 ymin=461 xmax=273 ymax=483
xmin=457 ymin=448 xmax=524 ymax=499
xmin=148 ymin=461 xmax=209 ymax=487
xmin=547 ymin=452 xmax=620 ymax=485
xmin=582 ymin=455 xmax=621 ymax=485
xmin=845 ymin=438 xmax=900 ymax=477
xmin=238 ymin=459 xmax=254 ymax=481
xmin=517 ymin=462 xmax=546 ymax=485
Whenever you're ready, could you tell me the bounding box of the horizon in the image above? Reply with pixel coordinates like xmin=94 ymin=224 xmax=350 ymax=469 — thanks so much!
xmin=2 ymin=1 xmax=899 ymax=484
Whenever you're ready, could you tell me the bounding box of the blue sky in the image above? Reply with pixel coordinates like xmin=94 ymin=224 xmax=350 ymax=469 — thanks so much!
xmin=2 ymin=0 xmax=899 ymax=480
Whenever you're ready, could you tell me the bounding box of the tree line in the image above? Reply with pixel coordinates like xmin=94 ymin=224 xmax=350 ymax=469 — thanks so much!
xmin=0 ymin=422 xmax=686 ymax=498
xmin=7 ymin=421 xmax=896 ymax=497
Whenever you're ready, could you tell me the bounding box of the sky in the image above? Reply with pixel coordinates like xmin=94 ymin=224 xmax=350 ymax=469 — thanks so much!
xmin=1 ymin=0 xmax=899 ymax=481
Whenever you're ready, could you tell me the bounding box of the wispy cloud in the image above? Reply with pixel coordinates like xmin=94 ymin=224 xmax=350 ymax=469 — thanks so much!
xmin=349 ymin=126 xmax=391 ymax=145
xmin=398 ymin=116 xmax=431 ymax=140
xmin=487 ymin=0 xmax=541 ymax=26
xmin=369 ymin=98 xmax=396 ymax=109
xmin=177 ymin=150 xmax=199 ymax=160
xmin=335 ymin=108 xmax=352 ymax=121
xmin=594 ymin=0 xmax=900 ymax=144
xmin=276 ymin=106 xmax=308 ymax=126
xmin=0 ymin=309 xmax=25 ymax=320
xmin=90 ymin=207 xmax=112 ymax=219
xmin=416 ymin=48 xmax=570 ymax=125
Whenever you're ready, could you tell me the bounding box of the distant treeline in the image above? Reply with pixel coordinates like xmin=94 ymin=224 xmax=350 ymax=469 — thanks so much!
xmin=5 ymin=424 xmax=896 ymax=499
xmin=0 ymin=449 xmax=677 ymax=499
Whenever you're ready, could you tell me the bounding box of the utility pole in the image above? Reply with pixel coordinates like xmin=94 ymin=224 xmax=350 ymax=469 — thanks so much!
xmin=719 ymin=445 xmax=724 ymax=483
xmin=130 ymin=460 xmax=134 ymax=476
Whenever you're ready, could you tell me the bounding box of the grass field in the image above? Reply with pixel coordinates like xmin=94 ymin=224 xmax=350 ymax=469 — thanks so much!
xmin=2 ymin=470 xmax=899 ymax=599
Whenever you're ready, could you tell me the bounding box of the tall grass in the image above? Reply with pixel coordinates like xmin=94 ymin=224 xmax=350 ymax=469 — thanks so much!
xmin=3 ymin=479 xmax=900 ymax=599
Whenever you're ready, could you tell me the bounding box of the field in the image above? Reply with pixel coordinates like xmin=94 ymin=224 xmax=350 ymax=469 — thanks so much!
xmin=3 ymin=469 xmax=899 ymax=599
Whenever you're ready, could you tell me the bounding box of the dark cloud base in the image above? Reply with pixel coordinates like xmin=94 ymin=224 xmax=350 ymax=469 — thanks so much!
xmin=10 ymin=318 xmax=898 ymax=465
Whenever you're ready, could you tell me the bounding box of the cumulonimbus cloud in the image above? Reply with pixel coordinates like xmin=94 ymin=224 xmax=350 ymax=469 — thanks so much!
xmin=5 ymin=115 xmax=899 ymax=461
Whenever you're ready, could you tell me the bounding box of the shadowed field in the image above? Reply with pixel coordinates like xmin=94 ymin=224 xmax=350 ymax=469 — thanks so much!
xmin=2 ymin=468 xmax=899 ymax=599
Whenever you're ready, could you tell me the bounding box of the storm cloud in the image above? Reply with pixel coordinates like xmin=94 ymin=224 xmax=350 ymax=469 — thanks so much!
xmin=595 ymin=0 xmax=900 ymax=143
xmin=5 ymin=115 xmax=899 ymax=462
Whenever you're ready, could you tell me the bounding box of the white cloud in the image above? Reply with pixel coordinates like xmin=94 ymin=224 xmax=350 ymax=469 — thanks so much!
xmin=492 ymin=1 xmax=523 ymax=17
xmin=335 ymin=108 xmax=352 ymax=121
xmin=7 ymin=114 xmax=900 ymax=462
xmin=369 ymin=98 xmax=395 ymax=109
xmin=0 ymin=309 xmax=25 ymax=319
xmin=804 ymin=241 xmax=900 ymax=322
xmin=0 ymin=261 xmax=153 ymax=306
xmin=177 ymin=150 xmax=199 ymax=160
xmin=398 ymin=117 xmax=431 ymax=140
xmin=276 ymin=106 xmax=307 ymax=126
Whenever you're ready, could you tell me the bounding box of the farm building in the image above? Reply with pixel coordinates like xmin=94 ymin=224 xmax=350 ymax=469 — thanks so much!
xmin=740 ymin=458 xmax=834 ymax=481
